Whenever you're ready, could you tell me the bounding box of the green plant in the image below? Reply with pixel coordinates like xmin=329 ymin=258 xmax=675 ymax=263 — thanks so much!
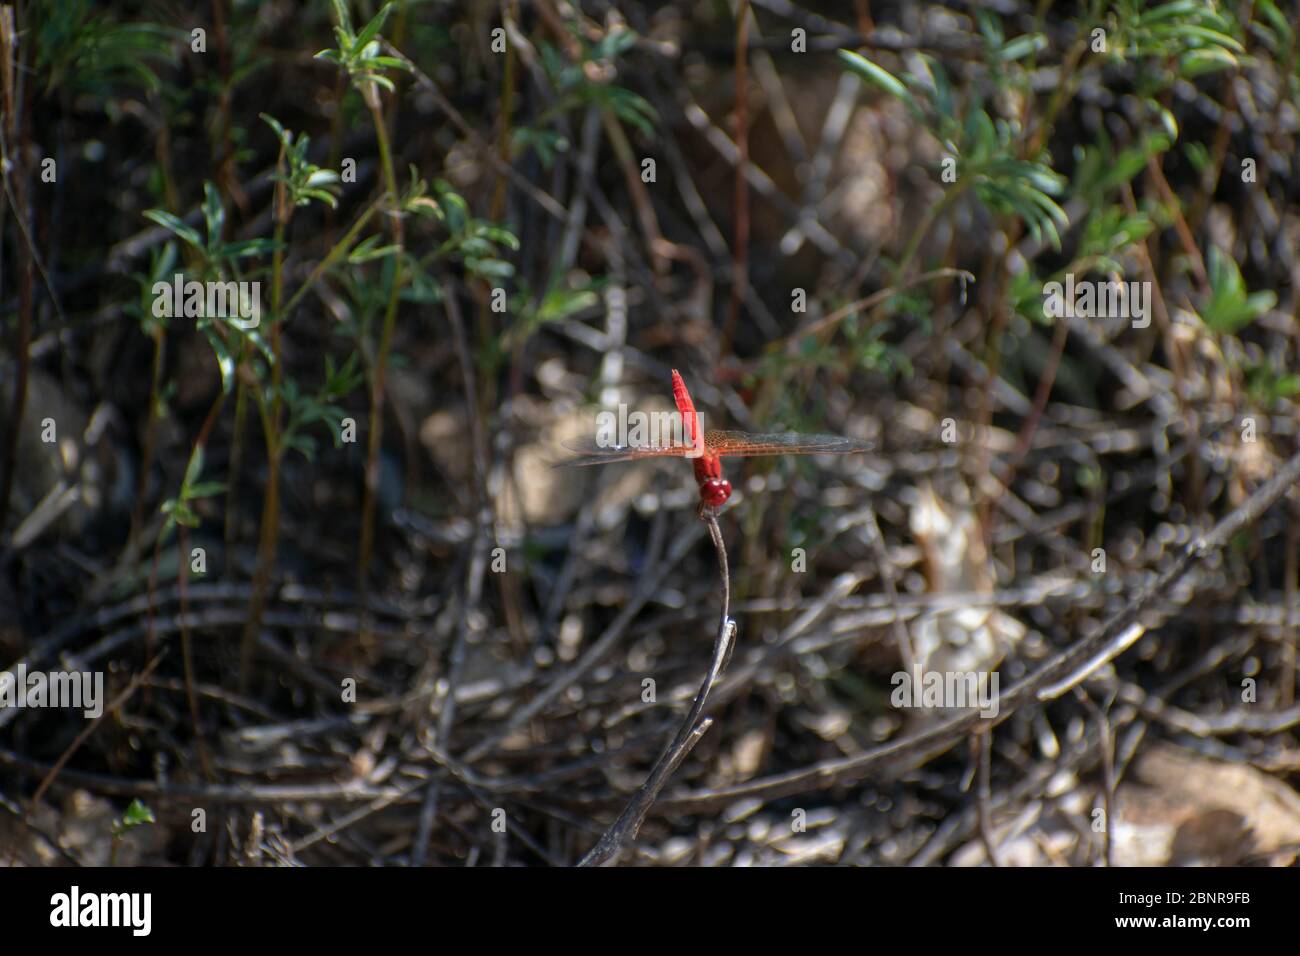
xmin=314 ymin=0 xmax=411 ymax=100
xmin=159 ymin=446 xmax=226 ymax=537
xmin=1099 ymin=0 xmax=1245 ymax=79
xmin=838 ymin=49 xmax=1068 ymax=265
xmin=32 ymin=0 xmax=177 ymax=98
xmin=156 ymin=442 xmax=225 ymax=781
xmin=316 ymin=0 xmax=412 ymax=603
xmin=534 ymin=28 xmax=657 ymax=137
xmin=261 ymin=114 xmax=343 ymax=211
xmin=414 ymin=175 xmax=520 ymax=281
xmin=143 ymin=182 xmax=277 ymax=393
xmin=274 ymin=354 xmax=365 ymax=461
xmin=123 ymin=242 xmax=179 ymax=556
xmin=108 ymin=799 xmax=155 ymax=866
xmin=1245 ymin=362 xmax=1300 ymax=406
xmin=236 ymin=112 xmax=352 ymax=690
xmin=1199 ymin=247 xmax=1277 ymax=334
xmin=145 ymin=182 xmax=280 ymax=272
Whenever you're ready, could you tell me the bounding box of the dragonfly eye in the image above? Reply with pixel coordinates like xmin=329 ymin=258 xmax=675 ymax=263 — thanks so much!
xmin=701 ymin=478 xmax=731 ymax=507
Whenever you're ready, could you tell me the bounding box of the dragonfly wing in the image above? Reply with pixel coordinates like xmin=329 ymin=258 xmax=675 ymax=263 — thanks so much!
xmin=705 ymin=429 xmax=873 ymax=457
xmin=556 ymin=435 xmax=695 ymax=467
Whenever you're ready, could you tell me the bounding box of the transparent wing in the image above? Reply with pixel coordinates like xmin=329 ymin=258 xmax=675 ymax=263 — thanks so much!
xmin=556 ymin=435 xmax=697 ymax=467
xmin=705 ymin=430 xmax=872 ymax=458
xmin=555 ymin=429 xmax=871 ymax=466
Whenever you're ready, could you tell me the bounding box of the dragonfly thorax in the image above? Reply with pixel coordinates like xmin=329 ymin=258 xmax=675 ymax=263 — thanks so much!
xmin=691 ymin=451 xmax=730 ymax=506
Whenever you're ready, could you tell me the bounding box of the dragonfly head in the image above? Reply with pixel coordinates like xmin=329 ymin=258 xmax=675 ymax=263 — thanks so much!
xmin=699 ymin=477 xmax=732 ymax=508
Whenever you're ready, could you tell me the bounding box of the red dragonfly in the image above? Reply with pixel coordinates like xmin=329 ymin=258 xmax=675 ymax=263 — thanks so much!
xmin=562 ymin=370 xmax=872 ymax=514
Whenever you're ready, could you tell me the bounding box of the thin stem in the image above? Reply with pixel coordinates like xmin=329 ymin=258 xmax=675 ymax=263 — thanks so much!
xmin=721 ymin=0 xmax=751 ymax=353
xmin=357 ymin=92 xmax=405 ymax=605
xmin=491 ymin=0 xmax=517 ymax=222
xmin=129 ymin=326 xmax=166 ymax=558
xmin=224 ymin=343 xmax=250 ymax=574
xmin=240 ymin=444 xmax=280 ymax=693
xmin=974 ymin=728 xmax=999 ymax=866
xmin=987 ymin=312 xmax=1071 ymax=512
xmin=280 ymin=199 xmax=381 ymax=317
xmin=172 ymin=387 xmax=225 ymax=778
xmin=783 ymin=267 xmax=974 ymax=346
xmin=578 ymin=512 xmax=734 ymax=866
xmin=179 ymin=523 xmax=216 ymax=781
xmin=0 ymin=6 xmax=30 ymax=529
xmin=893 ymin=184 xmax=965 ymax=282
xmin=240 ymin=164 xmax=290 ymax=693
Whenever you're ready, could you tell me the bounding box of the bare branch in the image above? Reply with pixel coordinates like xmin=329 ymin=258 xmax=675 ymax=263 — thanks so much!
xmin=578 ymin=513 xmax=735 ymax=866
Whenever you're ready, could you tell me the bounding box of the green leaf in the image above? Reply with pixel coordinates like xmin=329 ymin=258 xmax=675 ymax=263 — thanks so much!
xmin=538 ymin=288 xmax=599 ymax=322
xmin=307 ymin=169 xmax=341 ymax=187
xmin=1201 ymin=247 xmax=1276 ymax=333
xmin=183 ymin=447 xmax=205 ymax=489
xmin=466 ymin=257 xmax=515 ymax=280
xmin=998 ymin=34 xmax=1047 ymax=62
xmin=143 ymin=210 xmax=203 ymax=249
xmin=186 ymin=481 xmax=226 ymax=499
xmin=1170 ymin=25 xmax=1244 ymax=53
xmin=202 ymin=182 xmax=225 ymax=250
xmin=1180 ymin=47 xmax=1238 ymax=76
xmin=481 ymin=226 xmax=520 ymax=250
xmin=219 ymin=238 xmax=281 ymax=260
xmin=200 ymin=326 xmax=237 ymax=393
xmin=838 ymin=50 xmax=913 ymax=106
xmin=348 ymin=236 xmax=401 ymax=263
xmin=330 ymin=0 xmax=354 ymax=39
xmin=1139 ymin=1 xmax=1209 ymax=24
xmin=260 ymin=112 xmax=287 ymax=143
xmin=363 ymin=73 xmax=395 ymax=94
xmin=352 ymin=3 xmax=395 ymax=54
xmin=369 ymin=56 xmax=411 ymax=72
xmin=121 ymin=799 xmax=155 ymax=829
xmin=436 ymin=187 xmax=470 ymax=234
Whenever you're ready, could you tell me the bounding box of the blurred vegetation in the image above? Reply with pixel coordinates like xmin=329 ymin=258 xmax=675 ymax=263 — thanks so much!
xmin=1 ymin=0 xmax=1299 ymax=867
